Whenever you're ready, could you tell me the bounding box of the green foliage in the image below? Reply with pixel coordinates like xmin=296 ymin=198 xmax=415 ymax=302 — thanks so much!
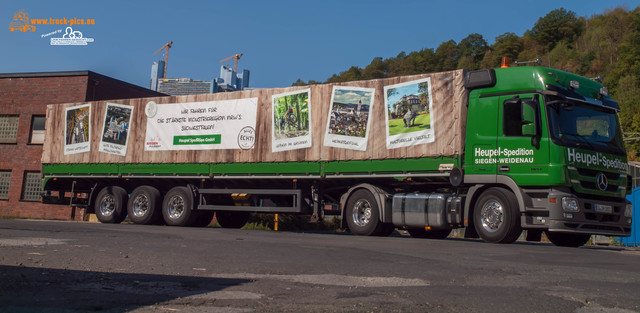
xmin=525 ymin=8 xmax=585 ymax=51
xmin=300 ymin=6 xmax=640 ymax=159
xmin=457 ymin=33 xmax=488 ymax=69
xmin=273 ymin=91 xmax=310 ymax=138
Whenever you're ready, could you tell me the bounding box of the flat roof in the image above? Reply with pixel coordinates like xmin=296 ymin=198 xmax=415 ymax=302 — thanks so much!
xmin=0 ymin=70 xmax=166 ymax=96
xmin=0 ymin=70 xmax=92 ymax=78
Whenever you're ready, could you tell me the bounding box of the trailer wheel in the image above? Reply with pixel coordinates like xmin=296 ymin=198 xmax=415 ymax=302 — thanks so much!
xmin=545 ymin=231 xmax=591 ymax=247
xmin=473 ymin=187 xmax=522 ymax=244
xmin=345 ymin=189 xmax=385 ymax=236
xmin=408 ymin=228 xmax=452 ymax=239
xmin=127 ymin=186 xmax=162 ymax=225
xmin=95 ymin=186 xmax=127 ymax=224
xmin=215 ymin=211 xmax=250 ymax=229
xmin=162 ymin=186 xmax=197 ymax=226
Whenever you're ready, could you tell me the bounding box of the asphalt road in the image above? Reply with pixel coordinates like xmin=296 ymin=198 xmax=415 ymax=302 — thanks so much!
xmin=0 ymin=219 xmax=639 ymax=313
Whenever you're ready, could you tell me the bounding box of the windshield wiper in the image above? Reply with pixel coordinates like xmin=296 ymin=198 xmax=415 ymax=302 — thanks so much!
xmin=559 ymin=132 xmax=595 ymax=150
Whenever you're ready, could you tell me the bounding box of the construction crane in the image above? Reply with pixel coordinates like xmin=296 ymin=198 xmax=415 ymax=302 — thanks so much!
xmin=153 ymin=41 xmax=173 ymax=78
xmin=220 ymin=53 xmax=243 ymax=72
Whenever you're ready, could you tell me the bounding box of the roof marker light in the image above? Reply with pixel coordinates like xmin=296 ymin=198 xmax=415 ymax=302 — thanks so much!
xmin=501 ymin=57 xmax=510 ymax=68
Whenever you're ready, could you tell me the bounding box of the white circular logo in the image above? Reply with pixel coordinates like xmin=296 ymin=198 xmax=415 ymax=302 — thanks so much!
xmin=238 ymin=126 xmax=255 ymax=150
xmin=145 ymin=101 xmax=157 ymax=118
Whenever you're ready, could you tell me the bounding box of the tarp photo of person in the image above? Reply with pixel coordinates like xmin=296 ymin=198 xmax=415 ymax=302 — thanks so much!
xmin=101 ymin=103 xmax=132 ymax=146
xmin=273 ymin=90 xmax=310 ymax=140
xmin=384 ymin=77 xmax=435 ymax=149
xmin=65 ymin=105 xmax=90 ymax=145
xmin=385 ymin=80 xmax=431 ymax=136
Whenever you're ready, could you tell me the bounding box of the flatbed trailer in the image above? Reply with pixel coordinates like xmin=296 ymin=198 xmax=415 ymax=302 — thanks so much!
xmin=42 ymin=65 xmax=632 ymax=247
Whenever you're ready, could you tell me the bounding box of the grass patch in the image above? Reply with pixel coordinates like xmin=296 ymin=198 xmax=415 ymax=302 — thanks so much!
xmin=388 ymin=114 xmax=431 ymax=136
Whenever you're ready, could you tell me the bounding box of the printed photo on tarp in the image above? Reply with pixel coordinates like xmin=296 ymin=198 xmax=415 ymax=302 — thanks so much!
xmin=64 ymin=103 xmax=91 ymax=155
xmin=272 ymin=89 xmax=311 ymax=152
xmin=323 ymin=86 xmax=375 ymax=151
xmin=384 ymin=77 xmax=435 ymax=149
xmin=145 ymin=98 xmax=258 ymax=151
xmin=99 ymin=103 xmax=133 ymax=156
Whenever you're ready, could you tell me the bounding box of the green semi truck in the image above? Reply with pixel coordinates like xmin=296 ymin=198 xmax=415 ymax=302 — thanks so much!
xmin=41 ymin=63 xmax=632 ymax=247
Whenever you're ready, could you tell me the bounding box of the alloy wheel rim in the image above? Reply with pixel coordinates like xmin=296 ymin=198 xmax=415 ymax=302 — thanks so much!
xmin=480 ymin=200 xmax=504 ymax=233
xmin=167 ymin=195 xmax=185 ymax=219
xmin=99 ymin=195 xmax=116 ymax=217
xmin=132 ymin=194 xmax=150 ymax=217
xmin=352 ymin=199 xmax=372 ymax=227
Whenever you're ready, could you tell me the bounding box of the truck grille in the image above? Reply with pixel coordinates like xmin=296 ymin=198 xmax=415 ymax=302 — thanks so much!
xmin=568 ymin=167 xmax=626 ymax=197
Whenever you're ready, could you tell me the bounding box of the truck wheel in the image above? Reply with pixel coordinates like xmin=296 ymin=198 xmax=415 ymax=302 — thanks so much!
xmin=473 ymin=187 xmax=522 ymax=244
xmin=95 ymin=186 xmax=127 ymax=224
xmin=193 ymin=211 xmax=215 ymax=227
xmin=215 ymin=211 xmax=250 ymax=229
xmin=545 ymin=231 xmax=591 ymax=247
xmin=127 ymin=186 xmax=162 ymax=225
xmin=162 ymin=186 xmax=197 ymax=226
xmin=378 ymin=223 xmax=396 ymax=237
xmin=345 ymin=189 xmax=385 ymax=236
xmin=408 ymin=228 xmax=452 ymax=239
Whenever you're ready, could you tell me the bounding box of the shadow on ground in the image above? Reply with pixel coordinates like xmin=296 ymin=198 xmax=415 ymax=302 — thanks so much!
xmin=0 ymin=265 xmax=249 ymax=312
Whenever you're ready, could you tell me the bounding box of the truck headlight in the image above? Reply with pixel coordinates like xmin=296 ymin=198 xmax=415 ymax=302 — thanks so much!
xmin=625 ymin=204 xmax=633 ymax=218
xmin=562 ymin=197 xmax=580 ymax=212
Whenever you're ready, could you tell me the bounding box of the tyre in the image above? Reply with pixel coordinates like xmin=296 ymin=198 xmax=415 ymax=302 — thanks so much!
xmin=215 ymin=211 xmax=250 ymax=229
xmin=473 ymin=187 xmax=522 ymax=244
xmin=162 ymin=186 xmax=197 ymax=226
xmin=345 ymin=189 xmax=385 ymax=236
xmin=193 ymin=211 xmax=215 ymax=227
xmin=127 ymin=186 xmax=162 ymax=225
xmin=407 ymin=228 xmax=452 ymax=239
xmin=545 ymin=231 xmax=591 ymax=247
xmin=378 ymin=223 xmax=396 ymax=237
xmin=94 ymin=186 xmax=128 ymax=224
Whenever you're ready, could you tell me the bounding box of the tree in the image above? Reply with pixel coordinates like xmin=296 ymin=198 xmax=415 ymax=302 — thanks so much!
xmin=526 ymin=8 xmax=585 ymax=51
xmin=435 ymin=40 xmax=458 ymax=71
xmin=480 ymin=32 xmax=524 ymax=68
xmin=457 ymin=33 xmax=488 ymax=69
xmin=361 ymin=57 xmax=388 ymax=80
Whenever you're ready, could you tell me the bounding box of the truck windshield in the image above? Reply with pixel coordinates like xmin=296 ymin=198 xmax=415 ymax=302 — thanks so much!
xmin=546 ymin=96 xmax=625 ymax=156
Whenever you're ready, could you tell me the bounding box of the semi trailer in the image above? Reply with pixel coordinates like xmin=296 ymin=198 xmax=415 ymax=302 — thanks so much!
xmin=41 ymin=63 xmax=632 ymax=247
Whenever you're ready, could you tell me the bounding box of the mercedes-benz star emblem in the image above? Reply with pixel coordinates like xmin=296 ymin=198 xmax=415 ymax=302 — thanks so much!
xmin=596 ymin=173 xmax=608 ymax=191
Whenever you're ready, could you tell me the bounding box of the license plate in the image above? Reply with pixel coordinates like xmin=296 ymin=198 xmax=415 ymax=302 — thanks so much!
xmin=594 ymin=204 xmax=613 ymax=214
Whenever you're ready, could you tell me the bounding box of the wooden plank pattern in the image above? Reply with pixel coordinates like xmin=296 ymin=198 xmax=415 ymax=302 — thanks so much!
xmin=42 ymin=70 xmax=467 ymax=164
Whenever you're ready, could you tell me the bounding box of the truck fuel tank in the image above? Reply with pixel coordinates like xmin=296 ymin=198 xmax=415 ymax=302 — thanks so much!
xmin=392 ymin=193 xmax=464 ymax=228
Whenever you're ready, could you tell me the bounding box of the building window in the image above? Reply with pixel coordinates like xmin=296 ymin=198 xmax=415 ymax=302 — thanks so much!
xmin=0 ymin=171 xmax=11 ymax=200
xmin=21 ymin=171 xmax=42 ymax=201
xmin=29 ymin=115 xmax=46 ymax=144
xmin=0 ymin=115 xmax=19 ymax=143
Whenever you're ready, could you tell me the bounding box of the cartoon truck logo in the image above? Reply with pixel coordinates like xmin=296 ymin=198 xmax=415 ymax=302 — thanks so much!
xmin=9 ymin=9 xmax=35 ymax=32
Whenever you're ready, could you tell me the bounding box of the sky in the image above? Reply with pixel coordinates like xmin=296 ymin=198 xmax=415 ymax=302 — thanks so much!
xmin=2 ymin=0 xmax=639 ymax=90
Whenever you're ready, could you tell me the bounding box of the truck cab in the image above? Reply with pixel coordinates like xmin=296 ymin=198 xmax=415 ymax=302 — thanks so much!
xmin=464 ymin=66 xmax=632 ymax=246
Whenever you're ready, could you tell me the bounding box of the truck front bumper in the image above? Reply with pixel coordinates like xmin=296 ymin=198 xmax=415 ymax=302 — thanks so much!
xmin=543 ymin=189 xmax=632 ymax=237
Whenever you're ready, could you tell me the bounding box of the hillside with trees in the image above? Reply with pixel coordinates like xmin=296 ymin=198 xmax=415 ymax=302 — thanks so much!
xmin=293 ymin=7 xmax=640 ymax=160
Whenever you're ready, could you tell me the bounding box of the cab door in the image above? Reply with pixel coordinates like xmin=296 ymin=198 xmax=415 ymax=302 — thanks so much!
xmin=465 ymin=94 xmax=499 ymax=180
xmin=496 ymin=93 xmax=550 ymax=185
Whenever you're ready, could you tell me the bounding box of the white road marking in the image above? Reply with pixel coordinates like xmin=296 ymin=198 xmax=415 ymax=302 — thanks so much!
xmin=214 ymin=273 xmax=429 ymax=287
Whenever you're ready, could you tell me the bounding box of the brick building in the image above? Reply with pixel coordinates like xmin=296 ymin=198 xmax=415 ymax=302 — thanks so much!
xmin=0 ymin=71 xmax=165 ymax=220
